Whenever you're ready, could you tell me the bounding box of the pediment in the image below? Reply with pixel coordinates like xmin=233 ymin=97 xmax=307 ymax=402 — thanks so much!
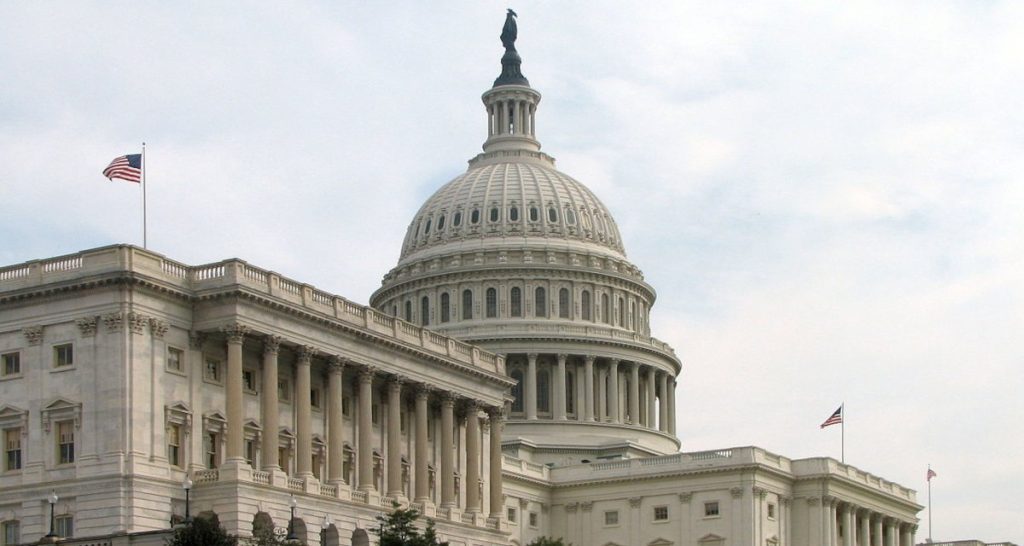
xmin=648 ymin=538 xmax=674 ymax=546
xmin=243 ymin=418 xmax=261 ymax=430
xmin=279 ymin=426 xmax=295 ymax=438
xmin=166 ymin=401 xmax=192 ymax=414
xmin=44 ymin=397 xmax=80 ymax=412
xmin=0 ymin=405 xmax=29 ymax=428
xmin=698 ymin=534 xmax=726 ymax=543
xmin=602 ymin=542 xmax=626 ymax=546
xmin=41 ymin=398 xmax=82 ymax=431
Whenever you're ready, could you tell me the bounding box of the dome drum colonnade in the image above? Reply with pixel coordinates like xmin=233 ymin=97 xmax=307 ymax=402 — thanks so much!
xmin=202 ymin=322 xmax=507 ymax=519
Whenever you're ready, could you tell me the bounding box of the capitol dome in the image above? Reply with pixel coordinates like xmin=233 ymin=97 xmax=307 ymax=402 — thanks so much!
xmin=372 ymin=24 xmax=681 ymax=459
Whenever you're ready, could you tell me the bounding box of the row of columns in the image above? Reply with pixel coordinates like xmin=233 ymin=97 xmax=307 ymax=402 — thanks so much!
xmin=488 ymin=98 xmax=536 ymax=137
xmin=820 ymin=496 xmax=916 ymax=546
xmin=220 ymin=324 xmax=504 ymax=517
xmin=518 ymin=353 xmax=677 ymax=434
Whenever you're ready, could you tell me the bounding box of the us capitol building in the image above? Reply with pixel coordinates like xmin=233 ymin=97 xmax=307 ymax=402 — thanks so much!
xmin=0 ymin=14 xmax=921 ymax=546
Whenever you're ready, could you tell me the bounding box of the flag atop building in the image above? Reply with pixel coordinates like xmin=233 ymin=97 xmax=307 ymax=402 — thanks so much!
xmin=102 ymin=154 xmax=142 ymax=183
xmin=927 ymin=468 xmax=937 ymax=481
xmin=820 ymin=404 xmax=843 ymax=428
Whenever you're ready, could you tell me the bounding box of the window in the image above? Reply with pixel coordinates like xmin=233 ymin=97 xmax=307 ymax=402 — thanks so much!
xmin=278 ymin=379 xmax=292 ymax=402
xmin=510 ymin=287 xmax=522 ymax=317
xmin=509 ymin=206 xmax=519 ymax=221
xmin=618 ymin=297 xmax=625 ymax=326
xmin=506 ymin=507 xmax=517 ymax=523
xmin=167 ymin=347 xmax=184 ymax=373
xmin=242 ymin=370 xmax=257 ymax=393
xmin=57 ymin=421 xmax=75 ymax=464
xmin=529 ymin=206 xmax=539 ymax=222
xmin=653 ymin=506 xmax=669 ymax=521
xmin=4 ymin=428 xmax=21 ymax=471
xmin=486 ymin=288 xmax=497 ymax=318
xmin=372 ymin=404 xmax=380 ymax=425
xmin=437 ymin=215 xmax=445 ymax=230
xmin=534 ymin=287 xmax=547 ymax=317
xmin=462 ymin=289 xmax=473 ymax=320
xmin=404 ymin=301 xmax=413 ymax=322
xmin=581 ymin=290 xmax=592 ymax=320
xmin=167 ymin=424 xmax=182 ymax=467
xmin=565 ymin=371 xmax=575 ymax=414
xmin=203 ymin=358 xmax=221 ymax=383
xmin=767 ymin=503 xmax=776 ymax=519
xmin=421 ymin=296 xmax=430 ymax=326
xmin=440 ymin=293 xmax=450 ymax=323
xmin=1 ymin=352 xmax=20 ymax=377
xmin=3 ymin=521 xmax=19 ymax=546
xmin=54 ymin=343 xmax=73 ymax=368
xmin=604 ymin=510 xmax=619 ymax=526
xmin=704 ymin=501 xmax=720 ymax=517
xmin=424 ymin=218 xmax=431 ymax=234
xmin=559 ymin=288 xmax=570 ymax=318
xmin=537 ymin=370 xmax=550 ymax=413
xmin=601 ymin=293 xmax=611 ymax=323
xmin=489 ymin=207 xmax=499 ymax=222
xmin=548 ymin=207 xmax=558 ymax=223
xmin=510 ymin=369 xmax=524 ymax=413
xmin=529 ymin=512 xmax=538 ymax=527
xmin=565 ymin=208 xmax=576 ymax=225
xmin=470 ymin=208 xmax=480 ymax=224
xmin=311 ymin=388 xmax=322 ymax=409
xmin=55 ymin=515 xmax=73 ymax=538
xmin=278 ymin=446 xmax=291 ymax=474
xmin=206 ymin=432 xmax=220 ymax=469
xmin=245 ymin=439 xmax=257 ymax=466
xmin=342 ymin=397 xmax=351 ymax=416
xmin=342 ymin=445 xmax=354 ymax=484
xmin=453 ymin=211 xmax=462 ymax=227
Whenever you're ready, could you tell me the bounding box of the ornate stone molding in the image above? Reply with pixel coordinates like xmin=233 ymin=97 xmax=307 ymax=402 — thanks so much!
xmin=807 ymin=497 xmax=820 ymax=506
xmin=678 ymin=492 xmax=692 ymax=503
xmin=220 ymin=323 xmax=249 ymax=344
xmin=628 ymin=497 xmax=642 ymax=508
xmin=263 ymin=335 xmax=282 ymax=355
xmin=103 ymin=312 xmax=123 ymax=333
xmin=149 ymin=318 xmax=169 ymax=339
xmin=22 ymin=326 xmax=43 ymax=346
xmin=730 ymin=487 xmax=743 ymax=499
xmin=565 ymin=502 xmax=578 ymax=513
xmin=327 ymin=354 xmax=346 ymax=373
xmin=76 ymin=317 xmax=98 ymax=337
xmin=127 ymin=312 xmax=148 ymax=335
xmin=580 ymin=501 xmax=593 ymax=512
xmin=518 ymin=498 xmax=529 ymax=509
xmin=358 ymin=365 xmax=377 ymax=383
xmin=296 ymin=344 xmax=317 ymax=362
xmin=753 ymin=486 xmax=768 ymax=499
xmin=414 ymin=383 xmax=433 ymax=400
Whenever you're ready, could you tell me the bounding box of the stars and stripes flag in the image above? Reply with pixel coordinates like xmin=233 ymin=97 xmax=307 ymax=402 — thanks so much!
xmin=927 ymin=468 xmax=937 ymax=481
xmin=820 ymin=404 xmax=843 ymax=428
xmin=102 ymin=154 xmax=142 ymax=183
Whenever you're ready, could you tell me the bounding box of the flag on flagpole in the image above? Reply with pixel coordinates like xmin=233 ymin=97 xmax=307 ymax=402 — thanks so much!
xmin=927 ymin=468 xmax=937 ymax=481
xmin=820 ymin=405 xmax=843 ymax=428
xmin=102 ymin=154 xmax=142 ymax=183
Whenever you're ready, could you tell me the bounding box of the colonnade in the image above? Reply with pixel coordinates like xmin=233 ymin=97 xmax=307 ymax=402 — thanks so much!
xmin=219 ymin=324 xmax=504 ymax=518
xmin=513 ymin=353 xmax=676 ymax=434
xmin=817 ymin=497 xmax=916 ymax=546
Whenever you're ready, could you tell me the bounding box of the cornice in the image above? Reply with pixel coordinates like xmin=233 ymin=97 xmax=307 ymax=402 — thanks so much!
xmin=792 ymin=474 xmax=923 ymax=512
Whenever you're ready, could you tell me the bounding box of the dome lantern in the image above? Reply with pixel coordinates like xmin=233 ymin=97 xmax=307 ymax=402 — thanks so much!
xmin=481 ymin=10 xmax=542 ymax=155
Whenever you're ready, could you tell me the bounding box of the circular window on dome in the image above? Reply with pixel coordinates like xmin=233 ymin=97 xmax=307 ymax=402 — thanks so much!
xmin=437 ymin=215 xmax=445 ymax=230
xmin=509 ymin=206 xmax=519 ymax=222
xmin=471 ymin=209 xmax=480 ymax=224
xmin=529 ymin=207 xmax=539 ymax=222
xmin=453 ymin=211 xmax=462 ymax=227
xmin=548 ymin=207 xmax=558 ymax=223
xmin=489 ymin=207 xmax=500 ymax=222
xmin=565 ymin=209 xmax=577 ymax=226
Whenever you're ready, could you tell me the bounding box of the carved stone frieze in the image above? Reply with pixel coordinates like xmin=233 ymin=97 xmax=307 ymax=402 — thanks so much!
xmin=103 ymin=312 xmax=123 ymax=333
xmin=76 ymin=317 xmax=98 ymax=337
xmin=730 ymin=487 xmax=743 ymax=499
xmin=628 ymin=497 xmax=642 ymax=508
xmin=127 ymin=312 xmax=148 ymax=335
xmin=565 ymin=502 xmax=578 ymax=513
xmin=580 ymin=501 xmax=593 ymax=512
xmin=149 ymin=318 xmax=169 ymax=339
xmin=327 ymin=354 xmax=346 ymax=373
xmin=263 ymin=335 xmax=282 ymax=355
xmin=753 ymin=486 xmax=768 ymax=499
xmin=296 ymin=344 xmax=316 ymax=362
xmin=678 ymin=492 xmax=692 ymax=503
xmin=22 ymin=326 xmax=43 ymax=345
xmin=220 ymin=323 xmax=249 ymax=344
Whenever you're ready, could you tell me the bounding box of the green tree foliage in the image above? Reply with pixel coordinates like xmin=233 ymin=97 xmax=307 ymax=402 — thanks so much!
xmin=526 ymin=537 xmax=572 ymax=546
xmin=374 ymin=505 xmax=449 ymax=546
xmin=243 ymin=525 xmax=291 ymax=546
xmin=166 ymin=516 xmax=238 ymax=546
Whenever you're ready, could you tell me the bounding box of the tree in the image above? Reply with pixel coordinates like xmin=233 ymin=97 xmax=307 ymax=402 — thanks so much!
xmin=166 ymin=516 xmax=238 ymax=546
xmin=375 ymin=504 xmax=449 ymax=546
xmin=526 ymin=537 xmax=572 ymax=546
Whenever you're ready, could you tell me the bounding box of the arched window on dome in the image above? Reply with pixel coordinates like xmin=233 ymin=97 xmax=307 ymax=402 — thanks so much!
xmin=510 ymin=287 xmax=522 ymax=317
xmin=404 ymin=301 xmax=412 ymax=323
xmin=630 ymin=300 xmax=636 ymax=331
xmin=471 ymin=209 xmax=480 ymax=224
xmin=618 ymin=297 xmax=625 ymax=327
xmin=537 ymin=368 xmax=550 ymax=413
xmin=424 ymin=218 xmax=431 ymax=234
xmin=581 ymin=211 xmax=592 ymax=230
xmin=601 ymin=293 xmax=610 ymax=324
xmin=534 ymin=287 xmax=547 ymax=317
xmin=454 ymin=212 xmax=462 ymax=227
xmin=486 ymin=288 xmax=497 ymax=318
xmin=565 ymin=208 xmax=577 ymax=225
xmin=421 ymin=296 xmax=430 ymax=326
xmin=548 ymin=207 xmax=558 ymax=223
xmin=437 ymin=215 xmax=445 ymax=230
xmin=440 ymin=293 xmax=450 ymax=323
xmin=489 ymin=207 xmax=500 ymax=223
xmin=510 ymin=369 xmax=524 ymax=414
xmin=581 ymin=290 xmax=591 ymax=321
xmin=559 ymin=288 xmax=570 ymax=319
xmin=565 ymin=369 xmax=575 ymax=415
xmin=509 ymin=206 xmax=519 ymax=222
xmin=529 ymin=206 xmax=539 ymax=222
xmin=462 ymin=289 xmax=473 ymax=320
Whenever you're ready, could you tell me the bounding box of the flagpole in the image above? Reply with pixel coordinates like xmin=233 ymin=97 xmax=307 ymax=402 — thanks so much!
xmin=928 ymin=464 xmax=933 ymax=541
xmin=141 ymin=142 xmax=147 ymax=249
xmin=841 ymin=402 xmax=845 ymax=463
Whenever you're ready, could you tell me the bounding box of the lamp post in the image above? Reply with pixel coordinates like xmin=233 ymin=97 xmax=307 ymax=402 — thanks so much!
xmin=45 ymin=490 xmax=59 ymax=538
xmin=182 ymin=477 xmax=193 ymax=523
xmin=320 ymin=514 xmax=332 ymax=546
xmin=286 ymin=495 xmax=298 ymax=542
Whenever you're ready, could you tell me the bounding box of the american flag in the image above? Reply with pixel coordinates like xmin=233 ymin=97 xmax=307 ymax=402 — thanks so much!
xmin=102 ymin=154 xmax=142 ymax=183
xmin=927 ymin=468 xmax=937 ymax=481
xmin=820 ymin=405 xmax=843 ymax=428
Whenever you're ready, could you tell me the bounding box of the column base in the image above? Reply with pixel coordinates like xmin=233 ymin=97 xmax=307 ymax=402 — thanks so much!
xmin=269 ymin=469 xmax=289 ymax=488
xmin=487 ymin=514 xmax=508 ymax=532
xmin=414 ymin=500 xmax=436 ymax=517
xmin=440 ymin=504 xmax=461 ymax=522
xmin=219 ymin=459 xmax=252 ymax=482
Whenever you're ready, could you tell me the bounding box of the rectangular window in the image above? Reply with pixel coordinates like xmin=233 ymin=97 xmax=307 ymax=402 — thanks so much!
xmin=57 ymin=421 xmax=75 ymax=464
xmin=204 ymin=358 xmax=221 ymax=383
xmin=4 ymin=429 xmax=22 ymax=471
xmin=704 ymin=501 xmax=720 ymax=517
xmin=2 ymin=521 xmax=20 ymax=546
xmin=506 ymin=507 xmax=517 ymax=523
xmin=243 ymin=370 xmax=257 ymax=393
xmin=604 ymin=510 xmax=619 ymax=526
xmin=653 ymin=506 xmax=669 ymax=521
xmin=54 ymin=344 xmax=73 ymax=368
xmin=1 ymin=352 xmax=20 ymax=376
xmin=278 ymin=379 xmax=291 ymax=402
xmin=206 ymin=433 xmax=219 ymax=469
xmin=371 ymin=404 xmax=379 ymax=425
xmin=244 ymin=439 xmax=256 ymax=466
xmin=279 ymin=447 xmax=290 ymax=474
xmin=167 ymin=347 xmax=184 ymax=373
xmin=310 ymin=388 xmax=322 ymax=409
xmin=768 ymin=502 xmax=776 ymax=519
xmin=167 ymin=424 xmax=182 ymax=467
xmin=55 ymin=515 xmax=73 ymax=538
xmin=342 ymin=397 xmax=351 ymax=416
xmin=528 ymin=512 xmax=538 ymax=527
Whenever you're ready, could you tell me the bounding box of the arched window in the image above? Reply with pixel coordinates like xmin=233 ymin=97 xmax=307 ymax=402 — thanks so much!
xmin=510 ymin=369 xmax=524 ymax=413
xmin=489 ymin=207 xmax=499 ymax=222
xmin=565 ymin=370 xmax=575 ymax=414
xmin=534 ymin=287 xmax=547 ymax=317
xmin=404 ymin=301 xmax=412 ymax=322
xmin=462 ymin=289 xmax=473 ymax=320
xmin=529 ymin=207 xmax=539 ymax=222
xmin=537 ymin=369 xmax=550 ymax=413
xmin=565 ymin=209 xmax=576 ymax=225
xmin=424 ymin=218 xmax=431 ymax=234
xmin=486 ymin=288 xmax=497 ymax=318
xmin=509 ymin=206 xmax=519 ymax=221
xmin=601 ymin=293 xmax=610 ymax=324
xmin=453 ymin=211 xmax=462 ymax=226
xmin=440 ymin=293 xmax=450 ymax=323
xmin=630 ymin=300 xmax=636 ymax=330
xmin=421 ymin=296 xmax=430 ymax=326
xmin=581 ymin=290 xmax=591 ymax=321
xmin=471 ymin=209 xmax=480 ymax=224
xmin=559 ymin=288 xmax=570 ymax=318
xmin=437 ymin=215 xmax=446 ymax=230
xmin=510 ymin=287 xmax=522 ymax=317
xmin=581 ymin=211 xmax=592 ymax=229
xmin=548 ymin=208 xmax=558 ymax=223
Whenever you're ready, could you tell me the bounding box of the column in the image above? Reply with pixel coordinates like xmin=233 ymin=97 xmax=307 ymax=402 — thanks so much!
xmin=326 ymin=356 xmax=345 ymax=483
xmin=386 ymin=376 xmax=404 ymax=499
xmin=831 ymin=501 xmax=839 ymax=546
xmin=822 ymin=497 xmax=834 ymax=546
xmin=884 ymin=519 xmax=896 ymax=546
xmin=440 ymin=393 xmax=456 ymax=508
xmin=357 ymin=367 xmax=375 ymax=492
xmin=554 ymin=354 xmax=567 ymax=420
xmin=526 ymin=353 xmax=538 ymax=420
xmin=859 ymin=510 xmax=871 ymax=546
xmin=842 ymin=504 xmax=854 ymax=546
xmin=608 ymin=359 xmax=620 ymax=423
xmin=597 ymin=363 xmax=607 ymax=421
xmin=900 ymin=525 xmax=913 ymax=546
xmin=658 ymin=372 xmax=669 ymax=432
xmin=261 ymin=336 xmax=281 ymax=470
xmin=222 ymin=324 xmax=248 ymax=463
xmin=295 ymin=346 xmax=314 ymax=478
xmin=414 ymin=386 xmax=431 ymax=504
xmin=513 ymin=100 xmax=521 ymax=134
xmin=465 ymin=401 xmax=481 ymax=513
xmin=629 ymin=362 xmax=640 ymax=425
xmin=872 ymin=515 xmax=883 ymax=546
xmin=584 ymin=355 xmax=595 ymax=421
xmin=488 ymin=407 xmax=504 ymax=519
xmin=646 ymin=366 xmax=657 ymax=429
xmin=668 ymin=377 xmax=677 ymax=434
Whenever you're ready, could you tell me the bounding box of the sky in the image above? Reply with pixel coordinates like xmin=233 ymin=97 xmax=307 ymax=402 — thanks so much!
xmin=1 ymin=1 xmax=1022 ymax=542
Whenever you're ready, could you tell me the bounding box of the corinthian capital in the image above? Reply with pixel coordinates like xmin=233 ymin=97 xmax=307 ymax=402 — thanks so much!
xmin=263 ymin=335 xmax=282 ymax=355
xmin=220 ymin=323 xmax=248 ymax=344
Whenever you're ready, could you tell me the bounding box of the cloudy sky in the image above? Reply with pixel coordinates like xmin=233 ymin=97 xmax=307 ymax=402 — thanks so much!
xmin=1 ymin=1 xmax=1021 ymax=542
